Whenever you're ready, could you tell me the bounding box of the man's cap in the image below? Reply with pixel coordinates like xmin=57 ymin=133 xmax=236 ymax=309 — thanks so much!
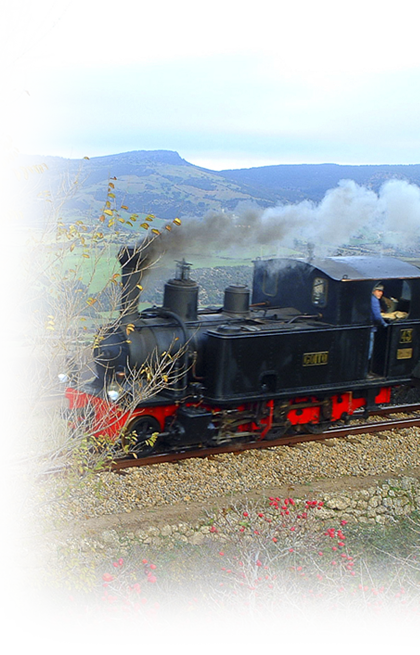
xmin=373 ymin=283 xmax=384 ymax=291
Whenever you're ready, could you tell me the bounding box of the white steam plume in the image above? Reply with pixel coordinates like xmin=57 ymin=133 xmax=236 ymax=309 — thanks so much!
xmin=149 ymin=178 xmax=420 ymax=260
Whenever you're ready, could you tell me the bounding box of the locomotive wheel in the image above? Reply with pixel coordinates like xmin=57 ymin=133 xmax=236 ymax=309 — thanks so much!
xmin=265 ymin=420 xmax=293 ymax=440
xmin=122 ymin=416 xmax=161 ymax=456
xmin=307 ymin=421 xmax=331 ymax=434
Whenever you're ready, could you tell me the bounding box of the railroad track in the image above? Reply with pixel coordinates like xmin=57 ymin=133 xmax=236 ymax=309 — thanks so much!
xmin=109 ymin=403 xmax=420 ymax=471
xmin=0 ymin=404 xmax=420 ymax=485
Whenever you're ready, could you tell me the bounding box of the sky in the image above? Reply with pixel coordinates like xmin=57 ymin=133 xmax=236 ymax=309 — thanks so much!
xmin=3 ymin=2 xmax=420 ymax=638
xmin=3 ymin=0 xmax=420 ymax=171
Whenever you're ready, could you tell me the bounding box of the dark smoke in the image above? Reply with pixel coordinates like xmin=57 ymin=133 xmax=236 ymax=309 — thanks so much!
xmin=143 ymin=178 xmax=420 ymax=263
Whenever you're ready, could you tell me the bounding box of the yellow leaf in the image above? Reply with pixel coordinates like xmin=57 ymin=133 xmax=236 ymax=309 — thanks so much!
xmin=141 ymin=223 xmax=149 ymax=229
xmin=82 ymin=253 xmax=90 ymax=258
xmin=145 ymin=216 xmax=153 ymax=222
xmin=136 ymin=284 xmax=143 ymax=290
xmin=109 ymin=182 xmax=115 ymax=188
xmin=108 ymin=192 xmax=115 ymax=198
xmin=105 ymin=201 xmax=111 ymax=209
xmin=121 ymin=204 xmax=128 ymax=210
xmin=165 ymin=225 xmax=172 ymax=231
xmin=173 ymin=217 xmax=182 ymax=226
xmin=99 ymin=215 xmax=105 ymax=222
xmin=108 ymin=219 xmax=115 ymax=227
xmin=104 ymin=209 xmax=113 ymax=216
xmin=83 ymin=156 xmax=90 ymax=160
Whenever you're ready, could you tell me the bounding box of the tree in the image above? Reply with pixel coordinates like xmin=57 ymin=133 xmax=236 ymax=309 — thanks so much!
xmin=0 ymin=33 xmax=180 ymax=543
xmin=0 ymin=136 xmax=185 ymax=540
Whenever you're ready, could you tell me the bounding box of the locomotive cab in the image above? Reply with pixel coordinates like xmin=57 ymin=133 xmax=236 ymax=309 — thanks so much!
xmin=252 ymin=255 xmax=420 ymax=380
xmin=252 ymin=256 xmax=420 ymax=324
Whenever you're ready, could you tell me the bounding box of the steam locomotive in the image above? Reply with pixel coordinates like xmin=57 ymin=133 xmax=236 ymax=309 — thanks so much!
xmin=65 ymin=244 xmax=420 ymax=455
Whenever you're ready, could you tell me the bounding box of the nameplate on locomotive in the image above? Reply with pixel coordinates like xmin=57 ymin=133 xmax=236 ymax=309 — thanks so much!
xmin=400 ymin=329 xmax=413 ymax=344
xmin=302 ymin=351 xmax=329 ymax=366
xmin=397 ymin=348 xmax=413 ymax=360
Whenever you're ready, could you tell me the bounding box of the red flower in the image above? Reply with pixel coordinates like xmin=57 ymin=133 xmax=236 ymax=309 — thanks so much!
xmin=102 ymin=573 xmax=114 ymax=582
xmin=243 ymin=511 xmax=249 ymax=517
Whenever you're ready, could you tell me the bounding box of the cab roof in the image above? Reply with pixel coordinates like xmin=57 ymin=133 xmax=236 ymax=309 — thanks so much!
xmin=307 ymin=256 xmax=420 ymax=281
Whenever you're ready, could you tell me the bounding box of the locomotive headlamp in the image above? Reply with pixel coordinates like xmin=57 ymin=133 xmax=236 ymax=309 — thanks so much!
xmin=107 ymin=384 xmax=121 ymax=403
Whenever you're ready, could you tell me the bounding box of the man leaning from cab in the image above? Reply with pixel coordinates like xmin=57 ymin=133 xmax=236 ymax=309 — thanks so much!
xmin=371 ymin=283 xmax=388 ymax=329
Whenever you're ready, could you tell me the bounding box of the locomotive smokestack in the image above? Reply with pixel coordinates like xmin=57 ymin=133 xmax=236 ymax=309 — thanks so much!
xmin=163 ymin=259 xmax=199 ymax=321
xmin=118 ymin=243 xmax=150 ymax=321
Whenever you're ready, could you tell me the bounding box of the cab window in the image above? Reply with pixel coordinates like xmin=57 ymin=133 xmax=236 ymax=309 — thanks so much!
xmin=312 ymin=277 xmax=328 ymax=307
xmin=262 ymin=270 xmax=278 ymax=297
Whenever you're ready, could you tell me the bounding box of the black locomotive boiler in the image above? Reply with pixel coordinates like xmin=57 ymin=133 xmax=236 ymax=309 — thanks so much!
xmin=65 ymin=246 xmax=420 ymax=455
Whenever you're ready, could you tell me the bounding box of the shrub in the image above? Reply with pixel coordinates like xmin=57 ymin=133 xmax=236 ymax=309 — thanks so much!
xmin=26 ymin=498 xmax=420 ymax=646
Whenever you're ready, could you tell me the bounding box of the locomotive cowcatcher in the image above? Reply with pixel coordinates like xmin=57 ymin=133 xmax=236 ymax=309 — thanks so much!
xmin=64 ymin=244 xmax=420 ymax=455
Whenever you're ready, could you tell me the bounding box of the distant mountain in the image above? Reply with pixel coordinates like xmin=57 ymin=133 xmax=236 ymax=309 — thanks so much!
xmin=22 ymin=150 xmax=276 ymax=223
xmin=21 ymin=150 xmax=420 ymax=225
xmin=218 ymin=162 xmax=420 ymax=202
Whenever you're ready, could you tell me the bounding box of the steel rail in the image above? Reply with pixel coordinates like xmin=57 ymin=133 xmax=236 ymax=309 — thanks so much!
xmin=109 ymin=404 xmax=420 ymax=470
xmin=4 ymin=404 xmax=420 ymax=485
